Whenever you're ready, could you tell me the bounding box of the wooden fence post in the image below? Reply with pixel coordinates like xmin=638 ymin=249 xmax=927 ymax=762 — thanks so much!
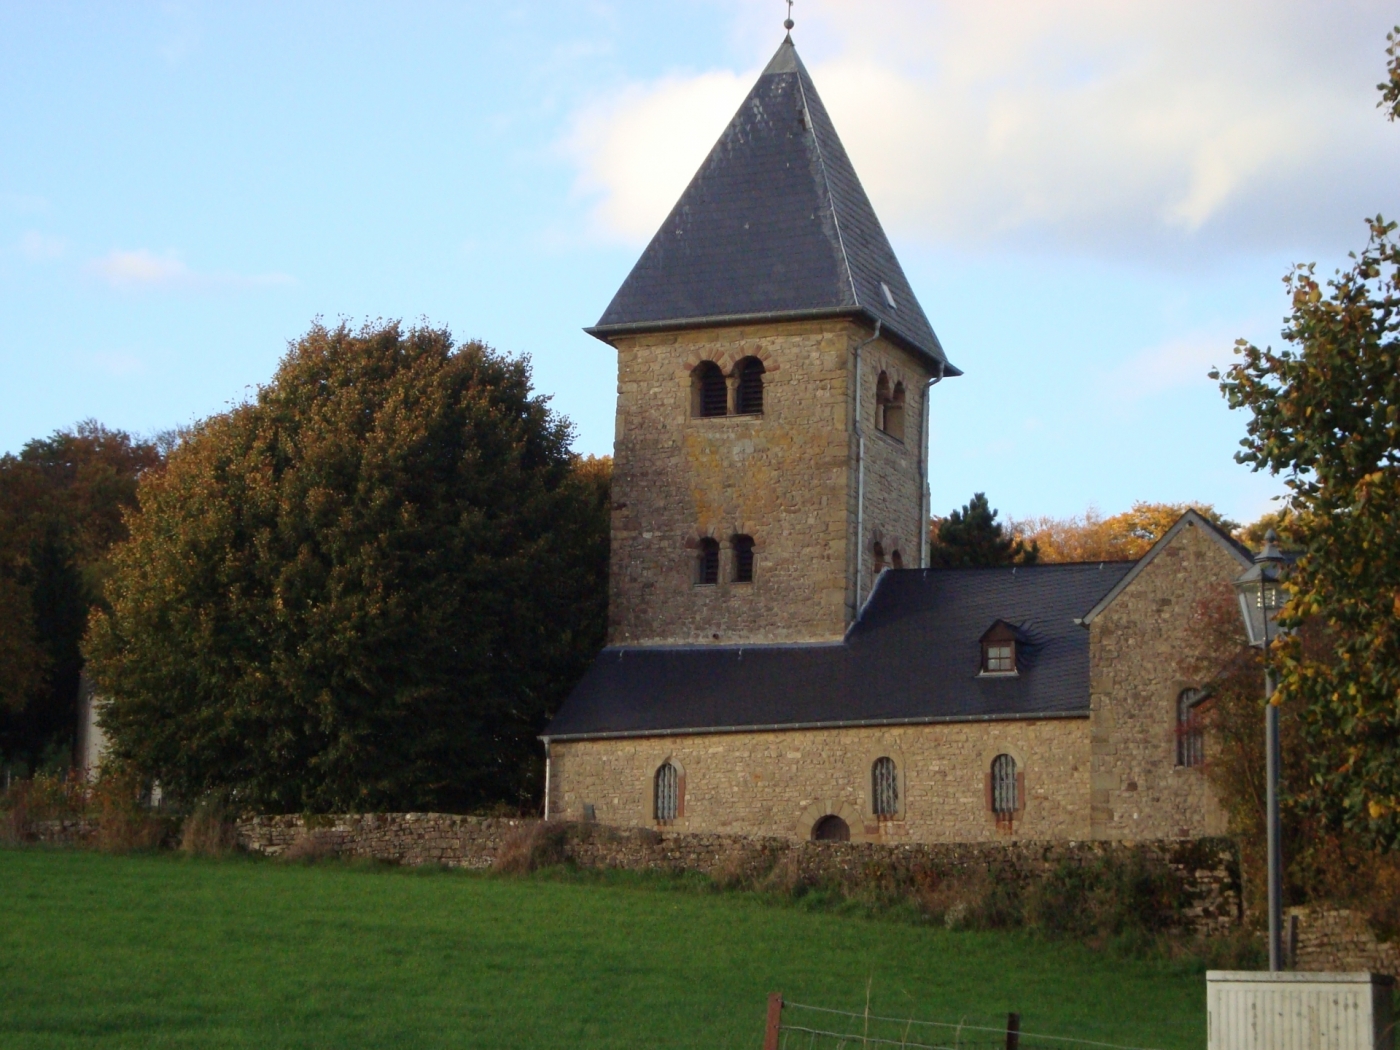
xmin=763 ymin=993 xmax=784 ymax=1050
xmin=1005 ymin=1011 xmax=1020 ymax=1050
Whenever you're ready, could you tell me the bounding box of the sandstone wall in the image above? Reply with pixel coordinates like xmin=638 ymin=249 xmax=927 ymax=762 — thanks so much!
xmin=1090 ymin=520 xmax=1243 ymax=840
xmin=548 ymin=718 xmax=1091 ymax=843
xmin=606 ymin=319 xmax=928 ymax=646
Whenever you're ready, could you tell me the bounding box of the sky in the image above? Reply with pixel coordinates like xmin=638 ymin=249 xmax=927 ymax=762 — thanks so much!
xmin=2 ymin=1 xmax=1398 ymax=526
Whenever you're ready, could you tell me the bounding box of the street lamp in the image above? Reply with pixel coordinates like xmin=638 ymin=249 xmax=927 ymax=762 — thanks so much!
xmin=1234 ymin=528 xmax=1289 ymax=972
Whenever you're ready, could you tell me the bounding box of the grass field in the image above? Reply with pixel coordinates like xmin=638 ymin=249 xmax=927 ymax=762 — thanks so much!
xmin=0 ymin=848 xmax=1209 ymax=1049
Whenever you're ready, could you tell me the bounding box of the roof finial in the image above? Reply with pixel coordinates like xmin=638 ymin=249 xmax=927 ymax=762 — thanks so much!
xmin=784 ymin=0 xmax=794 ymax=32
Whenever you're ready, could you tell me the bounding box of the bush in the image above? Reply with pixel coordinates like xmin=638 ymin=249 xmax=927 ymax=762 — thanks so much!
xmin=181 ymin=798 xmax=238 ymax=857
xmin=492 ymin=822 xmax=569 ymax=875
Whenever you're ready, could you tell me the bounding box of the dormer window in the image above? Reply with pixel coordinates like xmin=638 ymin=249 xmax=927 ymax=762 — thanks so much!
xmin=979 ymin=621 xmax=1019 ymax=676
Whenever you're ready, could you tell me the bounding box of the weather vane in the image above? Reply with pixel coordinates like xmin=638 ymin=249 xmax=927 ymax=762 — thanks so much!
xmin=784 ymin=0 xmax=794 ymax=32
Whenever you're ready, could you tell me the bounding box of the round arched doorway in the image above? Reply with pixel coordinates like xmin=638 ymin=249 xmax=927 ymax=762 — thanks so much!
xmin=811 ymin=814 xmax=850 ymax=842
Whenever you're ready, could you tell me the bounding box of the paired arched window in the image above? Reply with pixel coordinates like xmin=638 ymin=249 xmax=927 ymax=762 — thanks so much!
xmin=890 ymin=550 xmax=903 ymax=570
xmin=872 ymin=757 xmax=898 ymax=819
xmin=697 ymin=538 xmax=720 ymax=585
xmin=654 ymin=761 xmax=680 ymax=823
xmin=734 ymin=357 xmax=765 ymax=415
xmin=875 ymin=373 xmax=906 ymax=441
xmin=990 ymin=754 xmax=1018 ymax=825
xmin=872 ymin=541 xmax=886 ymax=574
xmin=691 ymin=357 xmax=765 ymax=417
xmin=1177 ymin=688 xmax=1206 ymax=768
xmin=692 ymin=361 xmax=728 ymax=417
xmin=732 ymin=534 xmax=755 ymax=583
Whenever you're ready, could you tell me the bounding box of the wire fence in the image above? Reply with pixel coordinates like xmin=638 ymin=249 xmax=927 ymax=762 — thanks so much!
xmin=764 ymin=997 xmax=1170 ymax=1050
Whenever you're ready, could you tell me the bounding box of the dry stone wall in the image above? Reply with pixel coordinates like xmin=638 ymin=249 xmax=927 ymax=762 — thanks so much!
xmin=549 ymin=719 xmax=1091 ymax=842
xmin=233 ymin=813 xmax=1240 ymax=936
xmin=1289 ymin=907 xmax=1400 ymax=978
xmin=1089 ymin=521 xmax=1244 ymax=840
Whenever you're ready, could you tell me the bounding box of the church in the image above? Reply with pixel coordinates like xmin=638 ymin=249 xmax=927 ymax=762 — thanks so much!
xmin=542 ymin=33 xmax=1249 ymax=844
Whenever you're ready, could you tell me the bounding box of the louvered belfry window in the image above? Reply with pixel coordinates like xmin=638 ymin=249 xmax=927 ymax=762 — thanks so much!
xmin=732 ymin=534 xmax=755 ymax=583
xmin=872 ymin=757 xmax=898 ymax=819
xmin=991 ymin=754 xmax=1018 ymax=820
xmin=693 ymin=361 xmax=728 ymax=417
xmin=735 ymin=356 xmax=765 ymax=414
xmin=697 ymin=538 xmax=720 ymax=584
xmin=655 ymin=762 xmax=679 ymax=823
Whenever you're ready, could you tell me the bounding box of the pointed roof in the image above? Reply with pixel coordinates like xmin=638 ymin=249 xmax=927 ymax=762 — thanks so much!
xmin=588 ymin=36 xmax=959 ymax=375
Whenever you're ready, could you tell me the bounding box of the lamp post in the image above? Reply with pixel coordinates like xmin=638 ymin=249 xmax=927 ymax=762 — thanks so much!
xmin=1234 ymin=528 xmax=1289 ymax=971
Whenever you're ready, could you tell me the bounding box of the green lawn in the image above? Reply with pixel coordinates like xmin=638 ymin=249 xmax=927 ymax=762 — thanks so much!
xmin=0 ymin=848 xmax=1207 ymax=1049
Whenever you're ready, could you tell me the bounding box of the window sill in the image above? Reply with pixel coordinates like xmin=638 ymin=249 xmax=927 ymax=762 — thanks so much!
xmin=977 ymin=670 xmax=1020 ymax=679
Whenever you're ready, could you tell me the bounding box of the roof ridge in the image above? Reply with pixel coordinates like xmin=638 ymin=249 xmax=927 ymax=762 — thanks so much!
xmin=794 ymin=60 xmax=859 ymax=309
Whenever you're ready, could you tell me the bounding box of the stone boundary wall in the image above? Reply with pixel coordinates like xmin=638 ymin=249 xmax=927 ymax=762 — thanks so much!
xmin=236 ymin=814 xmax=1241 ymax=934
xmin=21 ymin=818 xmax=99 ymax=846
xmin=1289 ymin=906 xmax=1400 ymax=979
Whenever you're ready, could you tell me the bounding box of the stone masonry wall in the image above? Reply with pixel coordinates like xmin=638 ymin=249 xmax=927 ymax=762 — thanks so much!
xmin=606 ymin=319 xmax=929 ymax=646
xmin=1288 ymin=907 xmax=1400 ymax=978
xmin=234 ymin=814 xmax=1240 ymax=936
xmin=857 ymin=339 xmax=929 ymax=603
xmin=1090 ymin=520 xmax=1244 ymax=840
xmin=548 ymin=718 xmax=1091 ymax=843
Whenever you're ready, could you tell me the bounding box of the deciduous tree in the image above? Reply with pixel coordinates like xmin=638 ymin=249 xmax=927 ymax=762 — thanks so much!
xmin=1012 ymin=501 xmax=1238 ymax=564
xmin=86 ymin=321 xmax=608 ymax=813
xmin=1216 ymin=220 xmax=1400 ymax=847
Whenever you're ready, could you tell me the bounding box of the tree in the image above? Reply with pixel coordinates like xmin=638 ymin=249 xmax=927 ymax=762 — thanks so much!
xmin=0 ymin=422 xmax=163 ymax=772
xmin=1011 ymin=501 xmax=1239 ymax=563
xmin=927 ymin=493 xmax=1038 ymax=568
xmin=86 ymin=321 xmax=609 ymax=814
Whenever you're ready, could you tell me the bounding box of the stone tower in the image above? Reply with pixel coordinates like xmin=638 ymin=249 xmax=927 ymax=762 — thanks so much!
xmin=589 ymin=35 xmax=958 ymax=647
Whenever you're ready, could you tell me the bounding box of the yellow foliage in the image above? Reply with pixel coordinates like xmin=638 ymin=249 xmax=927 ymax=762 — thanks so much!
xmin=1010 ymin=501 xmax=1232 ymax=564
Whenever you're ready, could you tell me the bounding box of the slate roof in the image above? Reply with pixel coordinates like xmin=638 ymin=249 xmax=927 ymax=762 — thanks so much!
xmin=588 ymin=35 xmax=959 ymax=376
xmin=544 ymin=562 xmax=1134 ymax=741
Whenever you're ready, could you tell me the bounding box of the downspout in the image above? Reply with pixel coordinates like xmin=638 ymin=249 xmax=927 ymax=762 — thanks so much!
xmin=542 ymin=739 xmax=551 ymax=821
xmin=852 ymin=320 xmax=881 ymax=609
xmin=920 ymin=361 xmax=945 ymax=568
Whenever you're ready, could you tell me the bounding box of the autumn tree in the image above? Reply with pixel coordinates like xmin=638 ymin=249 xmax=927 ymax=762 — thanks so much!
xmin=928 ymin=492 xmax=1038 ymax=568
xmin=86 ymin=321 xmax=609 ymax=813
xmin=1214 ymin=33 xmax=1400 ymax=849
xmin=0 ymin=422 xmax=163 ymax=772
xmin=1012 ymin=501 xmax=1239 ymax=563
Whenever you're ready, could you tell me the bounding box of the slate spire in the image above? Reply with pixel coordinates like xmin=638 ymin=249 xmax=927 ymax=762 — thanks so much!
xmin=589 ymin=35 xmax=957 ymax=374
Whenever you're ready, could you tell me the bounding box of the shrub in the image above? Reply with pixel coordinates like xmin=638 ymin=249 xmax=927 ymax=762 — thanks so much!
xmin=181 ymin=798 xmax=238 ymax=857
xmin=492 ymin=822 xmax=570 ymax=875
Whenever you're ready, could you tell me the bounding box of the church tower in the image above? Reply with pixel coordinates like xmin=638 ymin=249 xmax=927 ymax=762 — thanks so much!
xmin=590 ymin=34 xmax=958 ymax=647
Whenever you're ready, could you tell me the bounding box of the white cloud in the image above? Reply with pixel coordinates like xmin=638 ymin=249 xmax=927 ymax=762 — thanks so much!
xmin=1104 ymin=327 xmax=1250 ymax=401
xmin=18 ymin=232 xmax=66 ymax=261
xmin=86 ymin=249 xmax=294 ymax=292
xmin=564 ymin=70 xmax=752 ymax=242
xmin=564 ymin=1 xmax=1400 ymax=261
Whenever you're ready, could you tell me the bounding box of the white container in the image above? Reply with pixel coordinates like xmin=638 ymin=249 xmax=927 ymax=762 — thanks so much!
xmin=1207 ymin=971 xmax=1395 ymax=1050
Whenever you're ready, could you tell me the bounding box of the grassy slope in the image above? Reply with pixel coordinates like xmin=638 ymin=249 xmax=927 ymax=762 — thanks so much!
xmin=0 ymin=849 xmax=1206 ymax=1050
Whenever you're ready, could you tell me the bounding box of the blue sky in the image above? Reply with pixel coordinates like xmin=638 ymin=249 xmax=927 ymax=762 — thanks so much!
xmin=3 ymin=1 xmax=1398 ymax=526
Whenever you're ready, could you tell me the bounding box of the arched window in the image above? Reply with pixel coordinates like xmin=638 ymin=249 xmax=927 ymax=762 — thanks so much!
xmin=732 ymin=534 xmax=755 ymax=583
xmin=734 ymin=357 xmax=765 ymax=415
xmin=697 ymin=538 xmax=719 ymax=585
xmin=872 ymin=757 xmax=898 ymax=819
xmin=872 ymin=541 xmax=886 ymax=575
xmin=875 ymin=371 xmax=891 ymax=432
xmin=885 ymin=382 xmax=906 ymax=442
xmin=654 ymin=761 xmax=680 ymax=823
xmin=812 ymin=814 xmax=850 ymax=841
xmin=890 ymin=550 xmax=903 ymax=570
xmin=990 ymin=754 xmax=1018 ymax=825
xmin=1177 ymin=688 xmax=1206 ymax=768
xmin=692 ymin=361 xmax=728 ymax=417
